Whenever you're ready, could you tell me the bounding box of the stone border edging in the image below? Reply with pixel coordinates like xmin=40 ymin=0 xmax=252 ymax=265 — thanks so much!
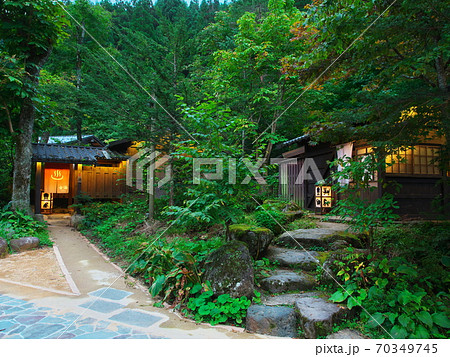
xmin=0 ymin=277 xmax=78 ymax=296
xmin=53 ymin=245 xmax=81 ymax=296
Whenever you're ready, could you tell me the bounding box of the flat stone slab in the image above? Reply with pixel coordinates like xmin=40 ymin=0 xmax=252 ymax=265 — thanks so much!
xmin=246 ymin=305 xmax=297 ymax=338
xmin=88 ymin=288 xmax=133 ymax=301
xmin=74 ymin=330 xmax=119 ymax=339
xmin=327 ymin=328 xmax=367 ymax=339
xmin=260 ymin=270 xmax=316 ymax=294
xmin=295 ymin=297 xmax=347 ymax=339
xmin=277 ymin=228 xmax=338 ymax=248
xmin=109 ymin=309 xmax=163 ymax=328
xmin=262 ymin=292 xmax=324 ymax=306
xmin=79 ymin=300 xmax=125 ymax=314
xmin=21 ymin=323 xmax=66 ymax=339
xmin=265 ymin=246 xmax=320 ymax=270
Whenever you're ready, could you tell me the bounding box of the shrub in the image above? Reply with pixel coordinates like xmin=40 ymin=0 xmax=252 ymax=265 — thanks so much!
xmin=184 ymin=290 xmax=254 ymax=326
xmin=0 ymin=208 xmax=52 ymax=247
xmin=329 ymin=248 xmax=450 ymax=338
xmin=253 ymin=200 xmax=295 ymax=234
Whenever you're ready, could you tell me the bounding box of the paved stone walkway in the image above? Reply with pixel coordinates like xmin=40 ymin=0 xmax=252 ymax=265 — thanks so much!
xmin=0 ymin=215 xmax=258 ymax=339
xmin=0 ymin=290 xmax=165 ymax=339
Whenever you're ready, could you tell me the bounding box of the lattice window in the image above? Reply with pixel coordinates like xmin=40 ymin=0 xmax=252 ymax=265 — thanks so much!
xmin=385 ymin=145 xmax=440 ymax=175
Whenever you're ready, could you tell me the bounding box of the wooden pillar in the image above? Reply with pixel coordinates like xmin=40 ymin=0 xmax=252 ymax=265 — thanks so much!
xmin=77 ymin=164 xmax=82 ymax=198
xmin=69 ymin=164 xmax=75 ymax=207
xmin=34 ymin=162 xmax=42 ymax=214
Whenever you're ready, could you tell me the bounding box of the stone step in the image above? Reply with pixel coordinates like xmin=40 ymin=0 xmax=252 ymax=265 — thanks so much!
xmin=265 ymin=246 xmax=322 ymax=271
xmin=276 ymin=228 xmax=342 ymax=249
xmin=260 ymin=270 xmax=316 ymax=294
xmin=261 ymin=292 xmax=324 ymax=306
xmin=246 ymin=304 xmax=297 ymax=338
xmin=295 ymin=296 xmax=348 ymax=339
xmin=248 ymin=293 xmax=350 ymax=338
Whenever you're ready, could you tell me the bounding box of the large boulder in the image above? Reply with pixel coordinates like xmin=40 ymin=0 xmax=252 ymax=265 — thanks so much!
xmin=203 ymin=241 xmax=254 ymax=298
xmin=0 ymin=238 xmax=8 ymax=258
xmin=295 ymin=297 xmax=348 ymax=338
xmin=228 ymin=224 xmax=274 ymax=260
xmin=9 ymin=237 xmax=40 ymax=252
xmin=246 ymin=305 xmax=297 ymax=338
xmin=70 ymin=215 xmax=85 ymax=230
xmin=260 ymin=270 xmax=316 ymax=294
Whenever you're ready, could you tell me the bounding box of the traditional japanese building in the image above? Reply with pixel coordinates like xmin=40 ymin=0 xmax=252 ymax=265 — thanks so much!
xmin=276 ymin=135 xmax=448 ymax=218
xmin=32 ymin=141 xmax=128 ymax=214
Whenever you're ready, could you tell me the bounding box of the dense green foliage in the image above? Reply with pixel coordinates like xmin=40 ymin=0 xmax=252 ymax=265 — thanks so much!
xmin=0 ymin=0 xmax=448 ymax=337
xmin=329 ymin=223 xmax=450 ymax=339
xmin=0 ymin=208 xmax=52 ymax=247
xmin=185 ymin=290 xmax=256 ymax=326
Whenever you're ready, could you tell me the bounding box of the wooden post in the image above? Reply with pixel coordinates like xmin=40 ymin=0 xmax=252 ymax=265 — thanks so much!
xmin=69 ymin=164 xmax=75 ymax=207
xmin=35 ymin=162 xmax=42 ymax=214
xmin=74 ymin=164 xmax=82 ymax=206
xmin=148 ymin=142 xmax=155 ymax=221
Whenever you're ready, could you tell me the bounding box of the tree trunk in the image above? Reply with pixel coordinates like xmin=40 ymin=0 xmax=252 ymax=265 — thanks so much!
xmin=148 ymin=140 xmax=155 ymax=222
xmin=76 ymin=22 xmax=86 ymax=142
xmin=40 ymin=131 xmax=50 ymax=143
xmin=11 ymin=96 xmax=35 ymax=213
xmin=11 ymin=50 xmax=52 ymax=212
xmin=168 ymin=143 xmax=175 ymax=206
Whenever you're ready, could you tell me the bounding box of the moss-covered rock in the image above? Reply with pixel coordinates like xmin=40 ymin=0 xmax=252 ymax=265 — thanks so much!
xmin=277 ymin=229 xmax=364 ymax=250
xmin=203 ymin=240 xmax=254 ymax=298
xmin=316 ymin=251 xmax=331 ymax=265
xmin=229 ymin=224 xmax=274 ymax=260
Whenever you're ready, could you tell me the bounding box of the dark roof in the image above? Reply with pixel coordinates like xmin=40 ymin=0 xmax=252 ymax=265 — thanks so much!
xmin=39 ymin=135 xmax=105 ymax=147
xmin=32 ymin=143 xmax=128 ymax=164
xmin=277 ymin=134 xmax=310 ymax=149
xmin=107 ymin=138 xmax=133 ymax=148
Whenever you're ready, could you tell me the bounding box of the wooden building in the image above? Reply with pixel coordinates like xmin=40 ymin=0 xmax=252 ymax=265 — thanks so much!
xmin=277 ymin=135 xmax=448 ymax=218
xmin=32 ymin=143 xmax=128 ymax=214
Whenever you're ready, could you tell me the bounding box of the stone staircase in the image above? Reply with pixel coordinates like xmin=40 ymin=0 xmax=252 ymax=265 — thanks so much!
xmin=245 ymin=225 xmax=366 ymax=339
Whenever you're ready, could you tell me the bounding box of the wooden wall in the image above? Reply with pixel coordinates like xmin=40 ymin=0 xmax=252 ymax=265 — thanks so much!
xmin=384 ymin=176 xmax=446 ymax=218
xmin=80 ymin=163 xmax=126 ymax=199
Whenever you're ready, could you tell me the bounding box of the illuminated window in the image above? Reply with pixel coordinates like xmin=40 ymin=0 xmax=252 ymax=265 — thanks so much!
xmin=385 ymin=145 xmax=440 ymax=175
xmin=354 ymin=146 xmax=377 ymax=181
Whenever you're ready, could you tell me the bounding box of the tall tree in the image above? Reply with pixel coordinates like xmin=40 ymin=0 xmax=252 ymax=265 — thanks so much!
xmin=283 ymin=0 xmax=449 ymax=150
xmin=0 ymin=0 xmax=67 ymax=211
xmin=198 ymin=0 xmax=305 ymax=159
xmin=46 ymin=0 xmax=112 ymax=141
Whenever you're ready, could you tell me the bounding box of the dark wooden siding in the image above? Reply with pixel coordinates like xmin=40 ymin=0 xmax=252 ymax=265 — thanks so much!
xmin=279 ymin=158 xmax=304 ymax=204
xmin=278 ymin=143 xmax=335 ymax=209
xmin=384 ymin=176 xmax=445 ymax=218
